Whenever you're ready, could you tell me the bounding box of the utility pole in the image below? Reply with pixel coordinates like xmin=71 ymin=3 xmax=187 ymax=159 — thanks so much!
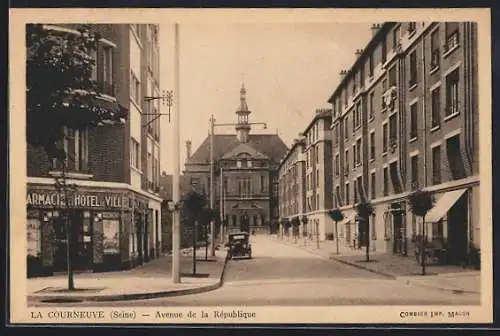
xmin=220 ymin=166 xmax=224 ymax=244
xmin=172 ymin=23 xmax=181 ymax=284
xmin=209 ymin=114 xmax=216 ymax=257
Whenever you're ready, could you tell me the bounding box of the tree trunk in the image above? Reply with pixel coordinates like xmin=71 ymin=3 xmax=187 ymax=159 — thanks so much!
xmin=366 ymin=218 xmax=370 ymax=262
xmin=421 ymin=215 xmax=426 ymax=275
xmin=192 ymin=220 xmax=197 ymax=275
xmin=335 ymin=220 xmax=339 ymax=255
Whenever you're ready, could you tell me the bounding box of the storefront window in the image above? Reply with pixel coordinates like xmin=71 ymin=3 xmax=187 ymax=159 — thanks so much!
xmin=27 ymin=218 xmax=41 ymax=257
xmin=103 ymin=219 xmax=120 ymax=254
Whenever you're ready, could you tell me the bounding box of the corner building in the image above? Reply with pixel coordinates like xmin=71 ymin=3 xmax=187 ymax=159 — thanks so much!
xmin=278 ymin=109 xmax=333 ymax=241
xmin=328 ymin=22 xmax=479 ymax=264
xmin=27 ymin=24 xmax=164 ymax=277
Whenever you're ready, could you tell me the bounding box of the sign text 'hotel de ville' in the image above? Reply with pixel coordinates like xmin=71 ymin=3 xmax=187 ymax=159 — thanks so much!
xmin=26 ymin=190 xmax=131 ymax=209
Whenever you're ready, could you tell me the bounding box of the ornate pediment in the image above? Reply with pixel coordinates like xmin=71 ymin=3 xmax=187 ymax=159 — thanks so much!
xmin=223 ymin=143 xmax=268 ymax=160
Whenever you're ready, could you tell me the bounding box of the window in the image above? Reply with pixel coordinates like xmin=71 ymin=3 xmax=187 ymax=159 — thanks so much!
xmin=389 ymin=66 xmax=397 ymax=87
xmin=260 ymin=175 xmax=266 ymax=192
xmin=355 ymin=102 xmax=362 ymax=129
xmin=130 ymin=138 xmax=140 ymax=169
xmin=55 ymin=127 xmax=88 ymax=172
xmin=344 ymin=88 xmax=348 ymax=107
xmin=345 ymin=182 xmax=350 ymax=205
xmin=382 ymin=78 xmax=388 ymax=93
xmin=445 ymin=22 xmax=460 ymax=52
xmin=101 ymin=46 xmax=114 ymax=96
xmin=345 ymin=149 xmax=349 ymax=172
xmin=409 ymin=50 xmax=417 ymax=87
xmin=344 ymin=117 xmax=349 ymax=140
xmin=369 ymin=92 xmax=375 ymax=119
xmin=446 ymin=135 xmax=466 ymax=180
xmin=410 ymin=102 xmax=418 ymax=140
xmin=316 ymin=146 xmax=319 ymax=163
xmin=446 ymin=69 xmax=460 ymax=117
xmin=383 ymin=167 xmax=389 ymax=196
xmin=247 ymin=160 xmax=252 ymax=168
xmin=431 ymin=87 xmax=441 ymax=128
xmin=431 ymin=28 xmax=440 ymax=69
xmin=352 ymin=143 xmax=356 ymax=167
xmin=355 ymin=138 xmax=362 ymax=166
xmin=432 ymin=145 xmax=441 ymax=185
xmin=408 ymin=22 xmax=417 ymax=35
xmin=352 ymin=76 xmax=357 ymax=96
xmin=238 ymin=177 xmax=252 ymax=198
xmin=382 ymin=123 xmax=388 ymax=153
xmin=316 ymin=169 xmax=319 ymax=187
xmin=370 ymin=131 xmax=375 ymax=160
xmin=130 ymin=71 xmax=141 ymax=103
xmin=335 ymin=185 xmax=341 ymax=207
xmin=27 ymin=218 xmax=41 ymax=257
xmin=335 ymin=153 xmax=340 ymax=176
xmin=389 ymin=114 xmax=397 ymax=144
xmin=236 ymin=160 xmax=242 ymax=168
xmin=354 ymin=179 xmax=358 ymax=204
xmin=411 ymin=155 xmax=419 ymax=189
xmin=381 ymin=38 xmax=387 ymax=64
xmin=147 ymin=152 xmax=153 ymax=186
xmin=393 ymin=25 xmax=401 ymax=50
xmin=103 ymin=219 xmax=119 ymax=254
xmin=223 ymin=176 xmax=228 ymax=193
xmin=369 ymin=54 xmax=374 ymax=78
xmin=371 ymin=172 xmax=376 ymax=199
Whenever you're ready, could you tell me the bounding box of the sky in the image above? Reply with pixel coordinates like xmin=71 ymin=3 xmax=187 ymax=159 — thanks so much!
xmin=159 ymin=22 xmax=374 ymax=175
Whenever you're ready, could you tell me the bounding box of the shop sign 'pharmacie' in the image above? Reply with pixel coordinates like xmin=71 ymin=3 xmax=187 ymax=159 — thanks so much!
xmin=26 ymin=190 xmax=129 ymax=209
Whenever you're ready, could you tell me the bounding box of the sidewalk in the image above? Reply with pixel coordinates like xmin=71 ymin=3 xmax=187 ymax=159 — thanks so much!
xmin=271 ymin=235 xmax=480 ymax=294
xmin=28 ymin=247 xmax=228 ymax=303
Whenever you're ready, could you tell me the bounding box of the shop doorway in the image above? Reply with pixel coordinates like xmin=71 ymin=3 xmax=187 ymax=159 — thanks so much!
xmin=447 ymin=192 xmax=468 ymax=265
xmin=240 ymin=214 xmax=250 ymax=232
xmin=392 ymin=211 xmax=405 ymax=255
xmin=53 ymin=211 xmax=93 ymax=272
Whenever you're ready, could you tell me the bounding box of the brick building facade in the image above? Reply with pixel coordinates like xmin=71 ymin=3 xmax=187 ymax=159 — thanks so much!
xmin=278 ymin=21 xmax=479 ymax=267
xmin=26 ymin=24 xmax=164 ymax=277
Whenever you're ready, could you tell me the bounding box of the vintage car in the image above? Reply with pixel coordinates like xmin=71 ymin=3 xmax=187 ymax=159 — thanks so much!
xmin=226 ymin=232 xmax=252 ymax=259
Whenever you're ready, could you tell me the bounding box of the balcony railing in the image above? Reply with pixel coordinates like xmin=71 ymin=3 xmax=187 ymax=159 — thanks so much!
xmin=444 ymin=31 xmax=460 ymax=53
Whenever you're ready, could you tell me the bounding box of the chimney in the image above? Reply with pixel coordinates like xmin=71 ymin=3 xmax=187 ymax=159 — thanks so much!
xmin=339 ymin=69 xmax=348 ymax=80
xmin=185 ymin=140 xmax=192 ymax=162
xmin=355 ymin=49 xmax=363 ymax=58
xmin=371 ymin=23 xmax=381 ymax=37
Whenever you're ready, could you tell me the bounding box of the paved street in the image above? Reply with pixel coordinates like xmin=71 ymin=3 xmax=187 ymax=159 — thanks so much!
xmin=32 ymin=235 xmax=480 ymax=307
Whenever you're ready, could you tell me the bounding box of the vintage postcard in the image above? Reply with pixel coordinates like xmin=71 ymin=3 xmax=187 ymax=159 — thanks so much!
xmin=9 ymin=8 xmax=493 ymax=325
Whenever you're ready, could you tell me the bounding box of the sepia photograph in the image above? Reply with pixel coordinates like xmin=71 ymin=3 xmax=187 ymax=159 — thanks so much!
xmin=9 ymin=8 xmax=493 ymax=324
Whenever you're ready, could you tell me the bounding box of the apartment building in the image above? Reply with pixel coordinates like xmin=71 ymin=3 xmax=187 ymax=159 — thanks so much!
xmin=26 ymin=24 xmax=164 ymax=277
xmin=278 ymin=109 xmax=333 ymax=240
xmin=327 ymin=22 xmax=478 ymax=265
xmin=278 ymin=136 xmax=306 ymax=235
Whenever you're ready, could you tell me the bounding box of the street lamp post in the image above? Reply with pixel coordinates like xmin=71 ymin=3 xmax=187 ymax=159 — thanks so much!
xmin=208 ymin=115 xmax=267 ymax=257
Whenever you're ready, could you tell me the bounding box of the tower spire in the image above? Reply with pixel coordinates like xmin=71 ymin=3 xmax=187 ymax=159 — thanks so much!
xmin=235 ymin=83 xmax=251 ymax=143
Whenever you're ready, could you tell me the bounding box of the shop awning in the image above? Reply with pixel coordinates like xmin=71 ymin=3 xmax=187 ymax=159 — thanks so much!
xmin=425 ymin=188 xmax=467 ymax=223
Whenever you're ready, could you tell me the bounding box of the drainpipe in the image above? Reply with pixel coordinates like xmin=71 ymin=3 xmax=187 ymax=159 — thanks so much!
xmin=421 ymin=25 xmax=428 ymax=244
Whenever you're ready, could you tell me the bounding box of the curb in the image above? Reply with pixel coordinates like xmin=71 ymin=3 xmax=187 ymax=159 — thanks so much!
xmin=29 ymin=256 xmax=230 ymax=303
xmin=400 ymin=278 xmax=480 ymax=295
xmin=329 ymin=256 xmax=396 ymax=279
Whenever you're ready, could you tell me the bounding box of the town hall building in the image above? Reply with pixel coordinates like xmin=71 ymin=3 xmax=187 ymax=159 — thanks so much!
xmin=183 ymin=85 xmax=288 ymax=234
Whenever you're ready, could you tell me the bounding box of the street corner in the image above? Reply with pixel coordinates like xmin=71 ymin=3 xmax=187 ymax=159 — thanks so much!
xmin=27 ymin=277 xmax=224 ymax=305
